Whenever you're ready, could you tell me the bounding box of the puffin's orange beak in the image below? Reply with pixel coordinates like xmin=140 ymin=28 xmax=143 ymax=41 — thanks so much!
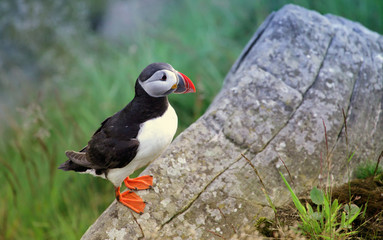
xmin=174 ymin=72 xmax=196 ymax=94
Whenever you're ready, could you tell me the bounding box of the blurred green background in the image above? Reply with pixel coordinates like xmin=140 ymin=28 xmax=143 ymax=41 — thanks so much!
xmin=0 ymin=0 xmax=382 ymax=239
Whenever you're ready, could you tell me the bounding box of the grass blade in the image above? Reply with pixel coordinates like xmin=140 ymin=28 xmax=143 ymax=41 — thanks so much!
xmin=279 ymin=172 xmax=306 ymax=216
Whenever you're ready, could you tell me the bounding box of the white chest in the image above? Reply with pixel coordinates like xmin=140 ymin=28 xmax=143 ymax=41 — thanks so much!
xmin=135 ymin=104 xmax=178 ymax=163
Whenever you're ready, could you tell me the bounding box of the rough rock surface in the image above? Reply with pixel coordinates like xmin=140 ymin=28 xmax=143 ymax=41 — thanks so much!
xmin=82 ymin=4 xmax=383 ymax=239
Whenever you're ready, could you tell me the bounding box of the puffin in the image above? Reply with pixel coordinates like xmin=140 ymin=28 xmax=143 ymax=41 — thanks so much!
xmin=58 ymin=62 xmax=195 ymax=214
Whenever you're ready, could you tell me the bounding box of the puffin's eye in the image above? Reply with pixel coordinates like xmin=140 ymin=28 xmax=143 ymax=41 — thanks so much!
xmin=161 ymin=74 xmax=167 ymax=81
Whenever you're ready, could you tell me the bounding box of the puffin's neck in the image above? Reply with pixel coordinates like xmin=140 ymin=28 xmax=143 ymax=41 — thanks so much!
xmin=126 ymin=81 xmax=169 ymax=121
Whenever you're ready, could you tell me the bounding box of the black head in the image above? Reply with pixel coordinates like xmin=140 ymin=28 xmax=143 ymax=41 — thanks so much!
xmin=137 ymin=63 xmax=195 ymax=98
xmin=138 ymin=63 xmax=175 ymax=82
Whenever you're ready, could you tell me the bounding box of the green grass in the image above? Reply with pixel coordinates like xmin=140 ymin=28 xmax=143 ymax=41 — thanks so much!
xmin=354 ymin=160 xmax=383 ymax=179
xmin=1 ymin=0 xmax=383 ymax=239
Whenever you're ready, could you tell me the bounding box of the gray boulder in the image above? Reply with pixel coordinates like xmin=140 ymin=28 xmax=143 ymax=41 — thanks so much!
xmin=82 ymin=4 xmax=383 ymax=239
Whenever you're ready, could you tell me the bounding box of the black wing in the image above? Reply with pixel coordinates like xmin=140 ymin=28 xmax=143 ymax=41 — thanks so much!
xmin=60 ymin=108 xmax=140 ymax=172
xmin=85 ymin=110 xmax=141 ymax=169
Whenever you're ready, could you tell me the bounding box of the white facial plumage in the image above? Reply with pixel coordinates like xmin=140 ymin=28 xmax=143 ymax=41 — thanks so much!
xmin=138 ymin=70 xmax=178 ymax=97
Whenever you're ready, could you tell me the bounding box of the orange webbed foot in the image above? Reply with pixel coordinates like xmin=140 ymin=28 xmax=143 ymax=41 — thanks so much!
xmin=124 ymin=175 xmax=153 ymax=190
xmin=115 ymin=187 xmax=146 ymax=214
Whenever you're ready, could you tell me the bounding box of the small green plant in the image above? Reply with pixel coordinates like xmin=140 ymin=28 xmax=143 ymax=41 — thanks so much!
xmin=280 ymin=172 xmax=361 ymax=239
xmin=354 ymin=161 xmax=383 ymax=179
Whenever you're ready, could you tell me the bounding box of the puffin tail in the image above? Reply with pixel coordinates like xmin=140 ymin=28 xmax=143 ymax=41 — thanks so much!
xmin=58 ymin=160 xmax=89 ymax=172
xmin=58 ymin=150 xmax=93 ymax=172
